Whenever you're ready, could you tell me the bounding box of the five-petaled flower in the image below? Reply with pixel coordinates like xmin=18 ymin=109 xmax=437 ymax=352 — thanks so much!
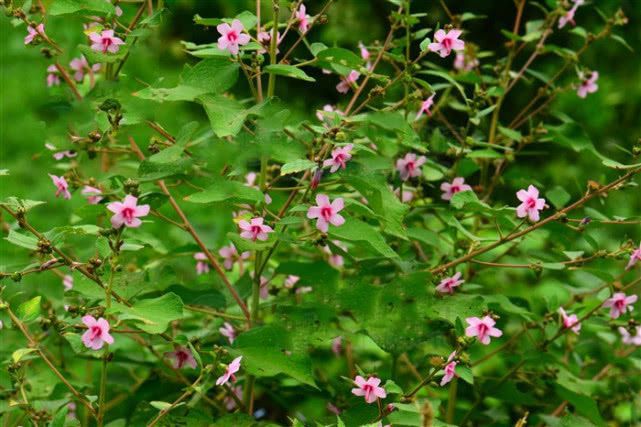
xmin=416 ymin=94 xmax=435 ymax=119
xmin=81 ymin=315 xmax=114 ymax=350
xmin=257 ymin=30 xmax=283 ymax=54
xmin=440 ymin=351 xmax=458 ymax=386
xmin=577 ymin=71 xmax=598 ymax=98
xmin=295 ymin=4 xmax=311 ymax=33
xmin=619 ymin=326 xmax=641 ymax=346
xmin=69 ymin=55 xmax=100 ymax=82
xmin=351 ymin=375 xmax=387 ymax=404
xmin=465 ymin=316 xmax=503 ymax=345
xmin=627 ymin=242 xmax=641 ymax=270
xmin=106 ymin=195 xmax=150 ymax=229
xmin=441 ymin=177 xmax=473 ymax=201
xmin=50 ymin=174 xmax=71 ymax=199
xmin=25 ymin=24 xmax=45 ymax=45
xmin=516 ymin=185 xmax=546 ymax=222
xmin=81 ymin=185 xmax=103 ymax=204
xmin=428 ymin=29 xmax=465 ymax=58
xmin=336 ymin=70 xmax=360 ymax=94
xmin=46 ymin=65 xmax=61 ymax=87
xmin=396 ymin=153 xmax=426 ymax=181
xmin=194 ymin=252 xmax=210 ymax=275
xmin=323 ymin=144 xmax=353 ymax=173
xmin=218 ymin=243 xmax=250 ymax=270
xmin=89 ymin=30 xmax=125 ymax=54
xmin=436 ymin=272 xmax=464 ymax=294
xmin=602 ymin=292 xmax=637 ymax=319
xmin=219 ymin=322 xmax=236 ymax=344
xmin=307 ymin=194 xmax=345 ymax=233
xmin=216 ymin=356 xmax=242 ymax=386
xmin=558 ymin=307 xmax=581 ymax=334
xmin=217 ymin=19 xmax=250 ymax=55
xmin=164 ymin=347 xmax=197 ymax=369
xmin=239 ymin=217 xmax=273 ymax=241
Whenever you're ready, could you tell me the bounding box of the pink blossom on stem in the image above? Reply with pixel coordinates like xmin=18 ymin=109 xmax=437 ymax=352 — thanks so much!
xmin=465 ymin=316 xmax=503 ymax=345
xmin=311 ymin=168 xmax=323 ymax=190
xmin=602 ymin=292 xmax=637 ymax=319
xmin=516 ymin=185 xmax=546 ymax=222
xmin=193 ymin=252 xmax=210 ymax=275
xmin=81 ymin=316 xmax=114 ymax=350
xmin=257 ymin=30 xmax=282 ymax=54
xmin=238 ymin=217 xmax=273 ymax=241
xmin=46 ymin=65 xmax=61 ymax=87
xmin=45 ymin=143 xmax=76 ymax=160
xmin=284 ymin=275 xmax=300 ymax=289
xmin=218 ymin=243 xmax=250 ymax=270
xmin=219 ymin=322 xmax=236 ymax=344
xmin=106 ymin=195 xmax=150 ymax=229
xmin=336 ymin=70 xmax=360 ymax=94
xmin=440 ymin=351 xmax=458 ymax=386
xmin=164 ymin=347 xmax=197 ymax=369
xmin=441 ymin=177 xmax=473 ymax=201
xmin=558 ymin=0 xmax=584 ymax=29
xmin=49 ymin=174 xmax=71 ymax=199
xmin=295 ymin=4 xmax=310 ymax=33
xmin=396 ymin=153 xmax=426 ymax=181
xmin=25 ymin=24 xmax=45 ymax=45
xmin=324 ymin=240 xmax=346 ymax=268
xmin=89 ymin=30 xmax=125 ymax=53
xmin=454 ymin=52 xmax=479 ymax=71
xmin=63 ymin=274 xmax=73 ymax=291
xmin=558 ymin=307 xmax=581 ymax=334
xmin=216 ymin=356 xmax=242 ymax=386
xmin=69 ymin=55 xmax=100 ymax=82
xmin=81 ymin=185 xmax=103 ymax=204
xmin=359 ymin=41 xmax=372 ymax=69
xmin=428 ymin=29 xmax=465 ymax=58
xmin=316 ymin=104 xmax=343 ymax=122
xmin=436 ymin=272 xmax=464 ymax=294
xmin=307 ymin=194 xmax=345 ymax=233
xmin=351 ymin=376 xmax=387 ymax=404
xmin=626 ymin=243 xmax=641 ymax=270
xmin=217 ymin=19 xmax=250 ymax=55
xmin=577 ymin=71 xmax=598 ymax=98
xmin=393 ymin=186 xmax=414 ymax=203
xmin=416 ymin=94 xmax=435 ymax=119
xmin=619 ymin=326 xmax=641 ymax=346
xmin=323 ymin=144 xmax=353 ymax=173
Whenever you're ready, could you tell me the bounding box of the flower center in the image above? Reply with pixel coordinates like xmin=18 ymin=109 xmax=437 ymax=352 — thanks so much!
xmin=405 ymin=161 xmax=415 ymax=173
xmin=121 ymin=207 xmax=135 ymax=223
xmin=526 ymin=198 xmax=537 ymax=208
xmin=227 ymin=31 xmax=238 ymax=42
xmin=101 ymin=37 xmax=113 ymax=52
xmin=90 ymin=325 xmax=102 ymax=340
xmin=442 ymin=37 xmax=453 ymax=50
xmin=363 ymin=384 xmax=374 ymax=401
xmin=477 ymin=323 xmax=488 ymax=338
xmin=320 ymin=206 xmax=333 ymax=221
xmin=451 ymin=185 xmax=460 ymax=193
xmin=176 ymin=351 xmax=188 ymax=366
xmin=251 ymin=225 xmax=262 ymax=236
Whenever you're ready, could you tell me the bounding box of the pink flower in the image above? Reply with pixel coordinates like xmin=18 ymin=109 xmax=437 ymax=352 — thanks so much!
xmin=194 ymin=252 xmax=210 ymax=275
xmin=164 ymin=347 xmax=197 ymax=369
xmin=324 ymin=240 xmax=346 ymax=268
xmin=89 ymin=30 xmax=125 ymax=54
xmin=577 ymin=71 xmax=598 ymax=98
xmin=336 ymin=70 xmax=360 ymax=94
xmin=516 ymin=185 xmax=546 ymax=222
xmin=45 ymin=143 xmax=76 ymax=160
xmin=416 ymin=94 xmax=435 ymax=119
xmin=396 ymin=153 xmax=426 ymax=181
xmin=441 ymin=177 xmax=473 ymax=201
xmin=46 ymin=65 xmax=61 ymax=87
xmin=257 ymin=30 xmax=282 ymax=54
xmin=49 ymin=174 xmax=71 ymax=199
xmin=81 ymin=315 xmax=114 ymax=350
xmin=618 ymin=326 xmax=641 ymax=346
xmin=316 ymin=104 xmax=343 ymax=122
xmin=311 ymin=168 xmax=323 ymax=190
xmin=331 ymin=336 xmax=342 ymax=356
xmin=558 ymin=307 xmax=581 ymax=334
xmin=558 ymin=0 xmax=584 ymax=29
xmin=216 ymin=19 xmax=250 ymax=55
xmin=602 ymin=292 xmax=637 ymax=319
xmin=295 ymin=4 xmax=310 ymax=33
xmin=220 ymin=322 xmax=236 ymax=344
xmin=436 ymin=272 xmax=464 ymax=294
xmin=218 ymin=243 xmax=250 ymax=270
xmin=238 ymin=217 xmax=273 ymax=241
xmin=81 ymin=185 xmax=103 ymax=204
xmin=454 ymin=52 xmax=479 ymax=71
xmin=351 ymin=376 xmax=387 ymax=404
xmin=428 ymin=29 xmax=465 ymax=58
xmin=25 ymin=24 xmax=45 ymax=45
xmin=359 ymin=41 xmax=372 ymax=69
xmin=465 ymin=316 xmax=503 ymax=345
xmin=106 ymin=195 xmax=150 ymax=229
xmin=63 ymin=274 xmax=73 ymax=292
xmin=216 ymin=356 xmax=242 ymax=386
xmin=626 ymin=243 xmax=641 ymax=270
xmin=307 ymin=194 xmax=345 ymax=233
xmin=393 ymin=186 xmax=414 ymax=203
xmin=284 ymin=275 xmax=300 ymax=289
xmin=440 ymin=351 xmax=458 ymax=386
xmin=323 ymin=144 xmax=353 ymax=173
xmin=69 ymin=55 xmax=100 ymax=82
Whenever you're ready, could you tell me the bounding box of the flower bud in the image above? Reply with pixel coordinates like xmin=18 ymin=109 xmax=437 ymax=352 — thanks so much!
xmin=310 ymin=168 xmax=323 ymax=190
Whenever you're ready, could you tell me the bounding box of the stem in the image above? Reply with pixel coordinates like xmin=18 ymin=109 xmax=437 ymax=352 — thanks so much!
xmin=266 ymin=0 xmax=279 ymax=98
xmin=256 ymin=0 xmax=264 ymax=101
xmin=54 ymin=63 xmax=82 ymax=101
xmin=446 ymin=378 xmax=458 ymax=423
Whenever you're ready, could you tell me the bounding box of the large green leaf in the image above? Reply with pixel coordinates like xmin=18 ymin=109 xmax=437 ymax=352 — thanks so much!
xmin=184 ymin=178 xmax=262 ymax=204
xmin=49 ymin=0 xmax=115 ymax=15
xmin=111 ymin=293 xmax=184 ymax=334
xmin=264 ymin=64 xmax=315 ymax=82
xmin=199 ymin=95 xmax=265 ymax=138
xmin=329 ymin=217 xmax=399 ymax=259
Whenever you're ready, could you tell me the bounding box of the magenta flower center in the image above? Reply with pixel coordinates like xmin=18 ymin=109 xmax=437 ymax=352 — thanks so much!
xmin=251 ymin=225 xmax=263 ymax=236
xmin=89 ymin=325 xmax=102 ymax=340
xmin=405 ymin=161 xmax=415 ymax=173
xmin=442 ymin=37 xmax=453 ymax=50
xmin=176 ymin=351 xmax=189 ymax=366
xmin=121 ymin=207 xmax=135 ymax=223
xmin=226 ymin=31 xmax=238 ymax=42
xmin=320 ymin=206 xmax=333 ymax=221
xmin=526 ymin=197 xmax=537 ymax=208
xmin=476 ymin=323 xmax=488 ymax=339
xmin=451 ymin=185 xmax=461 ymax=193
xmin=614 ymin=299 xmax=625 ymax=311
xmin=334 ymin=153 xmax=346 ymax=166
xmin=101 ymin=37 xmax=113 ymax=52
xmin=363 ymin=384 xmax=374 ymax=401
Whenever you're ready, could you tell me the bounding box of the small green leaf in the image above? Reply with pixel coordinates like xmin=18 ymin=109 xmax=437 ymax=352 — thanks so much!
xmin=12 ymin=348 xmax=37 ymax=363
xmin=280 ymin=159 xmax=317 ymax=175
xmin=264 ymin=64 xmax=316 ymax=82
xmin=546 ymin=186 xmax=571 ymax=209
xmin=5 ymin=230 xmax=39 ymax=250
xmin=185 ymin=178 xmax=263 ymax=204
xmin=49 ymin=0 xmax=115 ymax=15
xmin=17 ymin=296 xmax=42 ymax=322
xmin=111 ymin=293 xmax=184 ymax=334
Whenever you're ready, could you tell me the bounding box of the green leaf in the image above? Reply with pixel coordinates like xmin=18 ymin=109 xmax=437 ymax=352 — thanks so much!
xmin=264 ymin=64 xmax=316 ymax=82
xmin=138 ymin=145 xmax=192 ymax=180
xmin=181 ymin=58 xmax=240 ymax=92
xmin=133 ymin=85 xmax=210 ymax=103
xmin=199 ymin=95 xmax=265 ymax=138
xmin=17 ymin=296 xmax=42 ymax=322
xmin=78 ymin=44 xmax=127 ymax=64
xmin=0 ymin=197 xmax=45 ymax=212
xmin=546 ymin=186 xmax=571 ymax=209
xmin=111 ymin=293 xmax=184 ymax=334
xmin=5 ymin=230 xmax=38 ymax=250
xmin=457 ymin=365 xmax=474 ymax=385
xmin=449 ymin=190 xmax=489 ymax=210
xmin=12 ymin=348 xmax=37 ymax=363
xmin=316 ymin=47 xmax=363 ymax=72
xmin=329 ymin=217 xmax=399 ymax=259
xmin=184 ymin=178 xmax=263 ymax=204
xmin=49 ymin=0 xmax=115 ymax=15
xmin=280 ymin=159 xmax=317 ymax=176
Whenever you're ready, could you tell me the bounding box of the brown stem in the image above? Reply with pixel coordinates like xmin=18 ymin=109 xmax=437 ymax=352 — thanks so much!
xmin=54 ymin=63 xmax=83 ymax=101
